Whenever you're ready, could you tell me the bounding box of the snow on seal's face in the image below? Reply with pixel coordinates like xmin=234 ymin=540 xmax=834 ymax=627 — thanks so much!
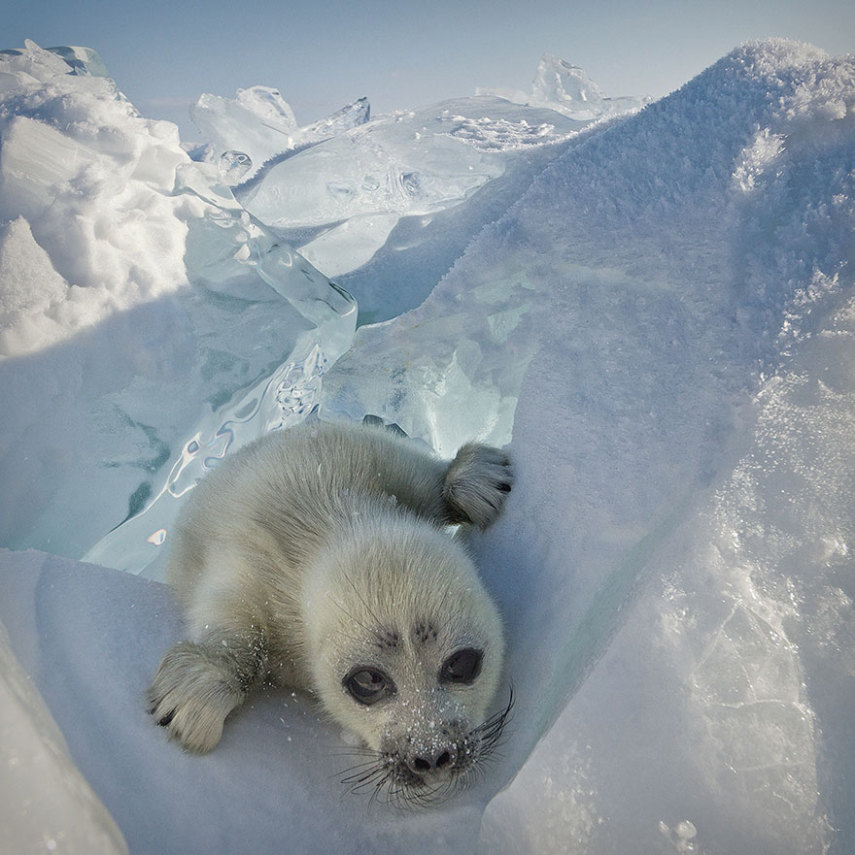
xmin=149 ymin=420 xmax=514 ymax=804
xmin=304 ymin=519 xmax=509 ymax=803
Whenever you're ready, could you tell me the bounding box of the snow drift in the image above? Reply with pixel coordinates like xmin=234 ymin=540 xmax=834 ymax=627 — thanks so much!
xmin=1 ymin=37 xmax=854 ymax=855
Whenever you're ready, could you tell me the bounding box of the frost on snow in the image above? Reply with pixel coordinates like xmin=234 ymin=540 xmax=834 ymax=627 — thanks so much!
xmin=1 ymin=37 xmax=855 ymax=855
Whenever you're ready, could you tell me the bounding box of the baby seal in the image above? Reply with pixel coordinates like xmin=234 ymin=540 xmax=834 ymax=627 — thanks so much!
xmin=148 ymin=419 xmax=513 ymax=801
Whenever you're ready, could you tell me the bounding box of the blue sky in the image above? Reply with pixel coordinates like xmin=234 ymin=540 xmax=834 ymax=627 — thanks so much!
xmin=6 ymin=0 xmax=854 ymax=139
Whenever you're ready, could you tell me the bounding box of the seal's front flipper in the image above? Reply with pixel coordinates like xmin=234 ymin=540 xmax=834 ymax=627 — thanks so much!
xmin=147 ymin=638 xmax=261 ymax=753
xmin=442 ymin=444 xmax=513 ymax=529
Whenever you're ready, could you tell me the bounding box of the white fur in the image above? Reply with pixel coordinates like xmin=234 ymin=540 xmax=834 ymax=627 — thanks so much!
xmin=148 ymin=420 xmax=512 ymax=783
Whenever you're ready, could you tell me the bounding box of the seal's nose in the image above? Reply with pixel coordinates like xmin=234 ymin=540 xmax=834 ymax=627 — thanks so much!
xmin=411 ymin=748 xmax=453 ymax=773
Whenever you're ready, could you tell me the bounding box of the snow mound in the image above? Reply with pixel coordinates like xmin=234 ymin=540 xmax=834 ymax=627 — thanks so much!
xmin=321 ymin=38 xmax=855 ymax=853
xmin=0 ymin=41 xmax=189 ymax=356
xmin=0 ymin=611 xmax=128 ymax=854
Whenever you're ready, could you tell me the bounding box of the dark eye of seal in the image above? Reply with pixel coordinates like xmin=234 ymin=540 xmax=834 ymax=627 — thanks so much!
xmin=343 ymin=667 xmax=396 ymax=705
xmin=439 ymin=648 xmax=483 ymax=684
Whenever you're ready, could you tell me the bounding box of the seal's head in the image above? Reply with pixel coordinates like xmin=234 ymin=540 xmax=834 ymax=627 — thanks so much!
xmin=304 ymin=517 xmax=508 ymax=803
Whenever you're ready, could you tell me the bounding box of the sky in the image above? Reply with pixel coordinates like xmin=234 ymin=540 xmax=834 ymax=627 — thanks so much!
xmin=4 ymin=0 xmax=855 ymax=140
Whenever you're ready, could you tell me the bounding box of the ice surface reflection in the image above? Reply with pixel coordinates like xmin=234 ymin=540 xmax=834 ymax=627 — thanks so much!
xmin=84 ymin=336 xmax=350 ymax=577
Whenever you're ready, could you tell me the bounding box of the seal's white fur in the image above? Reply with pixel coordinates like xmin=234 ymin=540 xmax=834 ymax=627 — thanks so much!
xmin=149 ymin=420 xmax=512 ymax=787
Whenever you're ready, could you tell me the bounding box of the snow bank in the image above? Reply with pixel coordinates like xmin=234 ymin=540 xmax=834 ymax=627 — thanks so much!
xmin=1 ymin=36 xmax=854 ymax=855
xmin=321 ymin=39 xmax=855 ymax=853
xmin=0 ymin=550 xmax=485 ymax=854
xmin=0 ymin=611 xmax=128 ymax=855
xmin=0 ymin=42 xmax=189 ymax=357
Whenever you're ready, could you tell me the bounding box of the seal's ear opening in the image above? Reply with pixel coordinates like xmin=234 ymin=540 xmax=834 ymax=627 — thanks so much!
xmin=439 ymin=648 xmax=483 ymax=684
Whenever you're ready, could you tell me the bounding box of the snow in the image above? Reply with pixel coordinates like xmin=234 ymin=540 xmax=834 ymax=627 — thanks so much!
xmin=1 ymin=37 xmax=854 ymax=855
xmin=0 ymin=613 xmax=128 ymax=854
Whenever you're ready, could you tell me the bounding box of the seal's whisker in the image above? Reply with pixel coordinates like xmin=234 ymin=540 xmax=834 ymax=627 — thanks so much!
xmin=340 ymin=762 xmax=384 ymax=784
xmin=343 ymin=761 xmax=389 ymax=794
xmin=334 ymin=684 xmax=515 ymax=807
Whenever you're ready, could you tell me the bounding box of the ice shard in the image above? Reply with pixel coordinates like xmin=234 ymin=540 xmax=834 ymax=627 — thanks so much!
xmin=478 ymin=52 xmax=649 ymax=119
xmin=190 ymin=85 xmax=371 ymax=184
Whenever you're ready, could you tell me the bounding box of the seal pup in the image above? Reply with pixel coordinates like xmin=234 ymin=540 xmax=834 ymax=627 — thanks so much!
xmin=148 ymin=420 xmax=513 ymax=801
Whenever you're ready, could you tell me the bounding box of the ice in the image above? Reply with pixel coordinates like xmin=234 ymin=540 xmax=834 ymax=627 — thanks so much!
xmin=478 ymin=52 xmax=649 ymax=119
xmin=188 ymin=56 xmax=635 ymax=301
xmin=235 ymin=105 xmax=507 ymax=274
xmin=0 ymin=43 xmax=356 ymax=569
xmin=2 ymin=36 xmax=855 ymax=855
xmin=301 ymin=95 xmax=370 ymax=139
xmin=190 ymin=86 xmax=298 ymax=182
xmin=190 ymin=85 xmax=370 ymax=184
xmin=235 ymin=95 xmax=598 ymax=283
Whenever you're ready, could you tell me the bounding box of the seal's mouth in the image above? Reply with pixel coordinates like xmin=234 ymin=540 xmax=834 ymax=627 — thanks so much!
xmin=339 ymin=687 xmax=514 ymax=807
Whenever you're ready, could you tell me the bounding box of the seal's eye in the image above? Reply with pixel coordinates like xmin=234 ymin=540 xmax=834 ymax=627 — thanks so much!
xmin=439 ymin=648 xmax=483 ymax=685
xmin=343 ymin=667 xmax=395 ymax=705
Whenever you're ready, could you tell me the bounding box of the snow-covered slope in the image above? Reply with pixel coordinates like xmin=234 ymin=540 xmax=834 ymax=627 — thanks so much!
xmin=1 ymin=37 xmax=853 ymax=855
xmin=319 ymin=38 xmax=855 ymax=853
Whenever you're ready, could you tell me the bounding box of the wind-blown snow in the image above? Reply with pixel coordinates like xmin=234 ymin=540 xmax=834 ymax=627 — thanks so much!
xmin=1 ymin=37 xmax=854 ymax=855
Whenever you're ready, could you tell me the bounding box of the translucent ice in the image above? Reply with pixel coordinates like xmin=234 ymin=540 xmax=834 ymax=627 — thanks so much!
xmin=301 ymin=96 xmax=370 ymax=140
xmin=0 ymin=43 xmax=356 ymax=570
xmin=190 ymin=85 xmax=299 ymax=181
xmin=478 ymin=53 xmax=649 ymax=120
xmin=190 ymin=85 xmax=370 ymax=184
xmin=238 ymin=95 xmax=590 ymax=280
xmin=80 ymin=158 xmax=356 ymax=575
xmin=238 ymin=109 xmax=504 ymax=230
xmin=188 ymin=57 xmax=615 ymax=288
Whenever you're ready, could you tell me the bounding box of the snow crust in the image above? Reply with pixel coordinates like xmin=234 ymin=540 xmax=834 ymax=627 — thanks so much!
xmin=1 ymin=37 xmax=854 ymax=855
xmin=0 ymin=615 xmax=128 ymax=854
